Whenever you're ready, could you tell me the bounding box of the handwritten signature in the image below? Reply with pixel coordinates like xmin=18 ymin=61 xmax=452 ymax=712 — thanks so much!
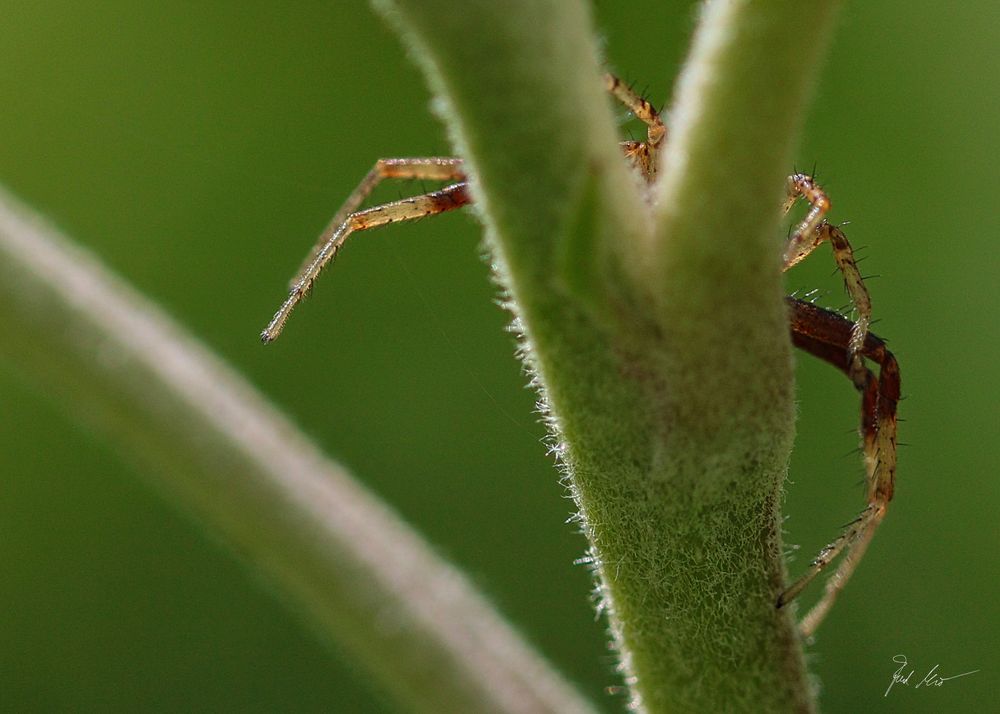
xmin=885 ymin=655 xmax=979 ymax=697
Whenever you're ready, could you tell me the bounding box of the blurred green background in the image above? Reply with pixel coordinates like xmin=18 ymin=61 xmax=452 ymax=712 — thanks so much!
xmin=1 ymin=2 xmax=997 ymax=712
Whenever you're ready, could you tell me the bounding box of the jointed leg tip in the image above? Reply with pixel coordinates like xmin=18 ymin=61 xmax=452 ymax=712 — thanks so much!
xmin=261 ymin=316 xmax=289 ymax=343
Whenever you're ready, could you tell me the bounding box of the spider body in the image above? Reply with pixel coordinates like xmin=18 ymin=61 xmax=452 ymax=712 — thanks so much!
xmin=262 ymin=74 xmax=899 ymax=637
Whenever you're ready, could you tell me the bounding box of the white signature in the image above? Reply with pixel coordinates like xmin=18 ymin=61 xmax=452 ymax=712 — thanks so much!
xmin=884 ymin=654 xmax=979 ymax=697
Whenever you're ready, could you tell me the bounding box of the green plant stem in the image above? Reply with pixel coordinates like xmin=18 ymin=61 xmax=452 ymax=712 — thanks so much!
xmin=373 ymin=0 xmax=841 ymax=711
xmin=0 ymin=185 xmax=597 ymax=714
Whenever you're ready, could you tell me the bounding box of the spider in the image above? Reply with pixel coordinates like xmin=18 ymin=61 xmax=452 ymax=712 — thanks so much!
xmin=261 ymin=74 xmax=899 ymax=638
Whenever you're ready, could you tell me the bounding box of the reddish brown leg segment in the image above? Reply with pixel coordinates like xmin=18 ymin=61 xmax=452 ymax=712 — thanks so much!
xmin=778 ymin=298 xmax=900 ymax=636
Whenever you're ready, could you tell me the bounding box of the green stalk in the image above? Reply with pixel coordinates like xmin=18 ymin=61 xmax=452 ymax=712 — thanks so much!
xmin=0 ymin=185 xmax=596 ymax=714
xmin=372 ymin=0 xmax=841 ymax=710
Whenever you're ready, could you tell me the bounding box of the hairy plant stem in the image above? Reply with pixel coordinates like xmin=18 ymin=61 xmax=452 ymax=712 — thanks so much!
xmin=373 ymin=0 xmax=842 ymax=711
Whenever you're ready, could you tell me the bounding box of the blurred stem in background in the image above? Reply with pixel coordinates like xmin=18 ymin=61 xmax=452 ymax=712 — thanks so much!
xmin=0 ymin=186 xmax=595 ymax=714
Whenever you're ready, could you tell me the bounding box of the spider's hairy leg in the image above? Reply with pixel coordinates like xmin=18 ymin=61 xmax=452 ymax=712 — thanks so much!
xmin=604 ymin=73 xmax=666 ymax=182
xmin=777 ymin=298 xmax=900 ymax=636
xmin=782 ymin=220 xmax=872 ymax=386
xmin=777 ymin=504 xmax=884 ymax=611
xmin=290 ymin=158 xmax=465 ymax=289
xmin=780 ymin=173 xmax=871 ymax=384
xmin=797 ymin=507 xmax=882 ymax=637
xmin=825 ymin=223 xmax=871 ymax=383
xmin=604 ymin=73 xmax=666 ymax=147
xmin=781 ymin=173 xmax=831 ymax=269
xmin=261 ymin=177 xmax=471 ymax=343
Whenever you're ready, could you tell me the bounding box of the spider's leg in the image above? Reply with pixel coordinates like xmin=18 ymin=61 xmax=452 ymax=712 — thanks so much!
xmin=777 ymin=298 xmax=899 ymax=636
xmin=825 ymin=223 xmax=871 ymax=384
xmin=262 ymin=180 xmax=471 ymax=342
xmin=604 ymin=74 xmax=666 ymax=147
xmin=290 ymin=158 xmax=465 ymax=289
xmin=777 ymin=504 xmax=885 ymax=630
xmin=605 ymin=73 xmax=665 ymax=182
xmin=781 ymin=173 xmax=831 ymax=269
xmin=785 ymin=222 xmax=872 ymax=386
xmin=797 ymin=507 xmax=882 ymax=637
xmin=781 ymin=174 xmax=871 ymax=385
